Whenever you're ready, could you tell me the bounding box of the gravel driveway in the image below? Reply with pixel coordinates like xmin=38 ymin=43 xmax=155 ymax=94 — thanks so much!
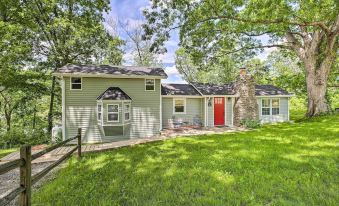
xmin=0 ymin=161 xmax=64 ymax=205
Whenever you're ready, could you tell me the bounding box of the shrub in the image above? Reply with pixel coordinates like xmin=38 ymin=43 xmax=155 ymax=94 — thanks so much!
xmin=0 ymin=128 xmax=49 ymax=149
xmin=240 ymin=118 xmax=261 ymax=129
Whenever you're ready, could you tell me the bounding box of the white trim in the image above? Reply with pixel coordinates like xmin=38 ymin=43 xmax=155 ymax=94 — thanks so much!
xmin=203 ymin=95 xmax=239 ymax=97
xmin=97 ymin=103 xmax=102 ymax=123
xmin=173 ymin=98 xmax=186 ymax=114
xmin=61 ymin=78 xmax=66 ymax=140
xmin=190 ymin=83 xmax=204 ymax=96
xmin=287 ymin=98 xmax=290 ymax=121
xmin=53 ymin=73 xmax=166 ymax=79
xmin=107 ymin=104 xmax=119 ymax=122
xmin=102 ymin=122 xmax=131 ymax=127
xmin=212 ymin=97 xmax=214 ymax=127
xmin=231 ymin=97 xmax=234 ymax=126
xmin=97 ymin=100 xmax=132 ymax=103
xmin=70 ymin=77 xmax=82 ymax=90
xmin=256 ymin=95 xmax=294 ymax=98
xmin=224 ymin=97 xmax=227 ymax=126
xmin=124 ymin=103 xmax=131 ymax=121
xmin=261 ymin=98 xmax=271 ymax=116
xmin=205 ymin=97 xmax=208 ymax=127
xmin=145 ymin=78 xmax=156 ymax=91
xmin=101 ymin=102 xmax=104 ymax=123
xmin=162 ymin=95 xmax=203 ymax=98
xmin=271 ymin=98 xmax=280 ymax=116
xmin=159 ymin=82 xmax=162 ymax=130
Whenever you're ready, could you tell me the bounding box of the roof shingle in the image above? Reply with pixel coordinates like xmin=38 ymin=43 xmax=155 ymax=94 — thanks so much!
xmin=255 ymin=85 xmax=291 ymax=96
xmin=161 ymin=83 xmax=292 ymax=96
xmin=161 ymin=84 xmax=201 ymax=96
xmin=191 ymin=82 xmax=235 ymax=95
xmin=55 ymin=64 xmax=167 ymax=78
xmin=97 ymin=87 xmax=132 ymax=100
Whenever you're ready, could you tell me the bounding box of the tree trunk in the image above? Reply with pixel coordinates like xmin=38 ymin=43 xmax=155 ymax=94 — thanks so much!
xmin=47 ymin=76 xmax=56 ymax=134
xmin=5 ymin=113 xmax=11 ymax=132
xmin=304 ymin=61 xmax=331 ymax=117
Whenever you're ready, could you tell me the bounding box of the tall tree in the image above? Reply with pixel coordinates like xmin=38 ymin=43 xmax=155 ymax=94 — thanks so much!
xmin=143 ymin=0 xmax=339 ymax=117
xmin=21 ymin=0 xmax=124 ymax=134
xmin=175 ymin=47 xmax=238 ymax=83
xmin=107 ymin=17 xmax=161 ymax=66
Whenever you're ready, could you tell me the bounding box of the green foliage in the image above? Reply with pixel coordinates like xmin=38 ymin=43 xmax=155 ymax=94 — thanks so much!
xmin=0 ymin=0 xmax=125 ymax=147
xmin=0 ymin=128 xmax=49 ymax=148
xmin=240 ymin=118 xmax=261 ymax=128
xmin=175 ymin=47 xmax=238 ymax=83
xmin=0 ymin=148 xmax=17 ymax=158
xmin=33 ymin=114 xmax=339 ymax=205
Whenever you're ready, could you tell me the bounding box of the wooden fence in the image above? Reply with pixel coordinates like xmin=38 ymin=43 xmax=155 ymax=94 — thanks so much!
xmin=0 ymin=128 xmax=82 ymax=206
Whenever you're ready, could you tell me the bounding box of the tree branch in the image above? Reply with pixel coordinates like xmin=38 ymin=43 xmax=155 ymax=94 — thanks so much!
xmin=216 ymin=44 xmax=290 ymax=56
xmin=201 ymin=15 xmax=331 ymax=34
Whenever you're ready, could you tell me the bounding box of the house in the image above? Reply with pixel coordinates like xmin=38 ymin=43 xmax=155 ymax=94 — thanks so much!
xmin=54 ymin=64 xmax=293 ymax=143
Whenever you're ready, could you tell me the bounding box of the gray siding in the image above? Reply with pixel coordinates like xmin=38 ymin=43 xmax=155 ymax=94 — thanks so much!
xmin=226 ymin=97 xmax=233 ymax=126
xmin=162 ymin=97 xmax=203 ymax=128
xmin=257 ymin=97 xmax=289 ymax=123
xmin=207 ymin=98 xmax=214 ymax=127
xmin=64 ymin=77 xmax=161 ymax=143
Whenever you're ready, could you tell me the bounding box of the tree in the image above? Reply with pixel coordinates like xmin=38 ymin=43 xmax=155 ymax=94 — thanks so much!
xmin=143 ymin=0 xmax=339 ymax=117
xmin=265 ymin=50 xmax=306 ymax=96
xmin=175 ymin=48 xmax=238 ymax=83
xmin=112 ymin=17 xmax=161 ymax=66
xmin=21 ymin=0 xmax=124 ymax=134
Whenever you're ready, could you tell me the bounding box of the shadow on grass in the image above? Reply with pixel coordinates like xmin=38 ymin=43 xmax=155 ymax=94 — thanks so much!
xmin=33 ymin=115 xmax=339 ymax=205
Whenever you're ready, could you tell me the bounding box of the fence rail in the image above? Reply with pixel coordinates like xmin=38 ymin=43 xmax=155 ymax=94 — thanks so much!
xmin=0 ymin=128 xmax=82 ymax=206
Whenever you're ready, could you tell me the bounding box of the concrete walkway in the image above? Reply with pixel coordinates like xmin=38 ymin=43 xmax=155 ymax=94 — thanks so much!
xmin=0 ymin=126 xmax=246 ymax=164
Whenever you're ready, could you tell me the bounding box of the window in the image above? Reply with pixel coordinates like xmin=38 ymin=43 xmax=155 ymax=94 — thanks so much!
xmin=70 ymin=77 xmax=82 ymax=90
xmin=272 ymin=99 xmax=280 ymax=115
xmin=97 ymin=104 xmax=102 ymax=121
xmin=262 ymin=99 xmax=270 ymax=115
xmin=124 ymin=104 xmax=131 ymax=121
xmin=174 ymin=99 xmax=185 ymax=113
xmin=145 ymin=79 xmax=155 ymax=91
xmin=107 ymin=104 xmax=119 ymax=122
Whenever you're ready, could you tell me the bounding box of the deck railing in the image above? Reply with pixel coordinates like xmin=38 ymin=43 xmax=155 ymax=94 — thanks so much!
xmin=0 ymin=128 xmax=82 ymax=206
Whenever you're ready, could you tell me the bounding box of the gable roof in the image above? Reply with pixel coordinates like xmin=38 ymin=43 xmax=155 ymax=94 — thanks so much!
xmin=161 ymin=83 xmax=292 ymax=97
xmin=191 ymin=82 xmax=235 ymax=95
xmin=161 ymin=84 xmax=201 ymax=96
xmin=97 ymin=87 xmax=132 ymax=100
xmin=54 ymin=64 xmax=167 ymax=78
xmin=255 ymin=85 xmax=291 ymax=96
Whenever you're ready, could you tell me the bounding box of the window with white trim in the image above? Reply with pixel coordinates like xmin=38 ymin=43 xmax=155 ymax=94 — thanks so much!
xmin=174 ymin=99 xmax=185 ymax=113
xmin=107 ymin=104 xmax=119 ymax=122
xmin=272 ymin=99 xmax=280 ymax=115
xmin=97 ymin=104 xmax=102 ymax=121
xmin=262 ymin=99 xmax=270 ymax=115
xmin=71 ymin=77 xmax=82 ymax=90
xmin=124 ymin=103 xmax=130 ymax=121
xmin=145 ymin=79 xmax=155 ymax=91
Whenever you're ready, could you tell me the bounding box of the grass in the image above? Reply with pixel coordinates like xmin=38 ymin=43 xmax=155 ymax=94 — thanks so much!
xmin=33 ymin=114 xmax=339 ymax=205
xmin=0 ymin=148 xmax=17 ymax=159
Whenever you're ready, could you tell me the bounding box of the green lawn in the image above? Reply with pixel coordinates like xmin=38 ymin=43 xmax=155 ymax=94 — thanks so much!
xmin=0 ymin=148 xmax=17 ymax=159
xmin=33 ymin=115 xmax=339 ymax=205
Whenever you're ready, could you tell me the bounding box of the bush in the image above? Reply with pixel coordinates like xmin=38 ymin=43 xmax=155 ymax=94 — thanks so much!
xmin=0 ymin=128 xmax=50 ymax=149
xmin=240 ymin=118 xmax=261 ymax=129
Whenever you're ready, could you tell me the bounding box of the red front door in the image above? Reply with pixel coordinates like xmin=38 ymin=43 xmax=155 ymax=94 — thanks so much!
xmin=214 ymin=97 xmax=225 ymax=126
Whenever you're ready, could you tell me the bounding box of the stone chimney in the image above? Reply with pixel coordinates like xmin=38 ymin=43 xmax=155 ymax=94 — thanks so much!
xmin=233 ymin=67 xmax=259 ymax=126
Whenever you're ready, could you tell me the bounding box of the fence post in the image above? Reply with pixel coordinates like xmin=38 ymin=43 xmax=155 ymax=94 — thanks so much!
xmin=19 ymin=145 xmax=31 ymax=206
xmin=77 ymin=128 xmax=82 ymax=159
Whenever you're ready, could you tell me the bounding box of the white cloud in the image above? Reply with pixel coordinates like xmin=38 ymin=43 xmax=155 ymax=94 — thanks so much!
xmin=162 ymin=65 xmax=187 ymax=84
xmin=164 ymin=65 xmax=179 ymax=75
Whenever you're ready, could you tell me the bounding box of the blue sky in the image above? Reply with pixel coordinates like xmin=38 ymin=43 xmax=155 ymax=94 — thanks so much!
xmin=107 ymin=0 xmax=272 ymax=84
